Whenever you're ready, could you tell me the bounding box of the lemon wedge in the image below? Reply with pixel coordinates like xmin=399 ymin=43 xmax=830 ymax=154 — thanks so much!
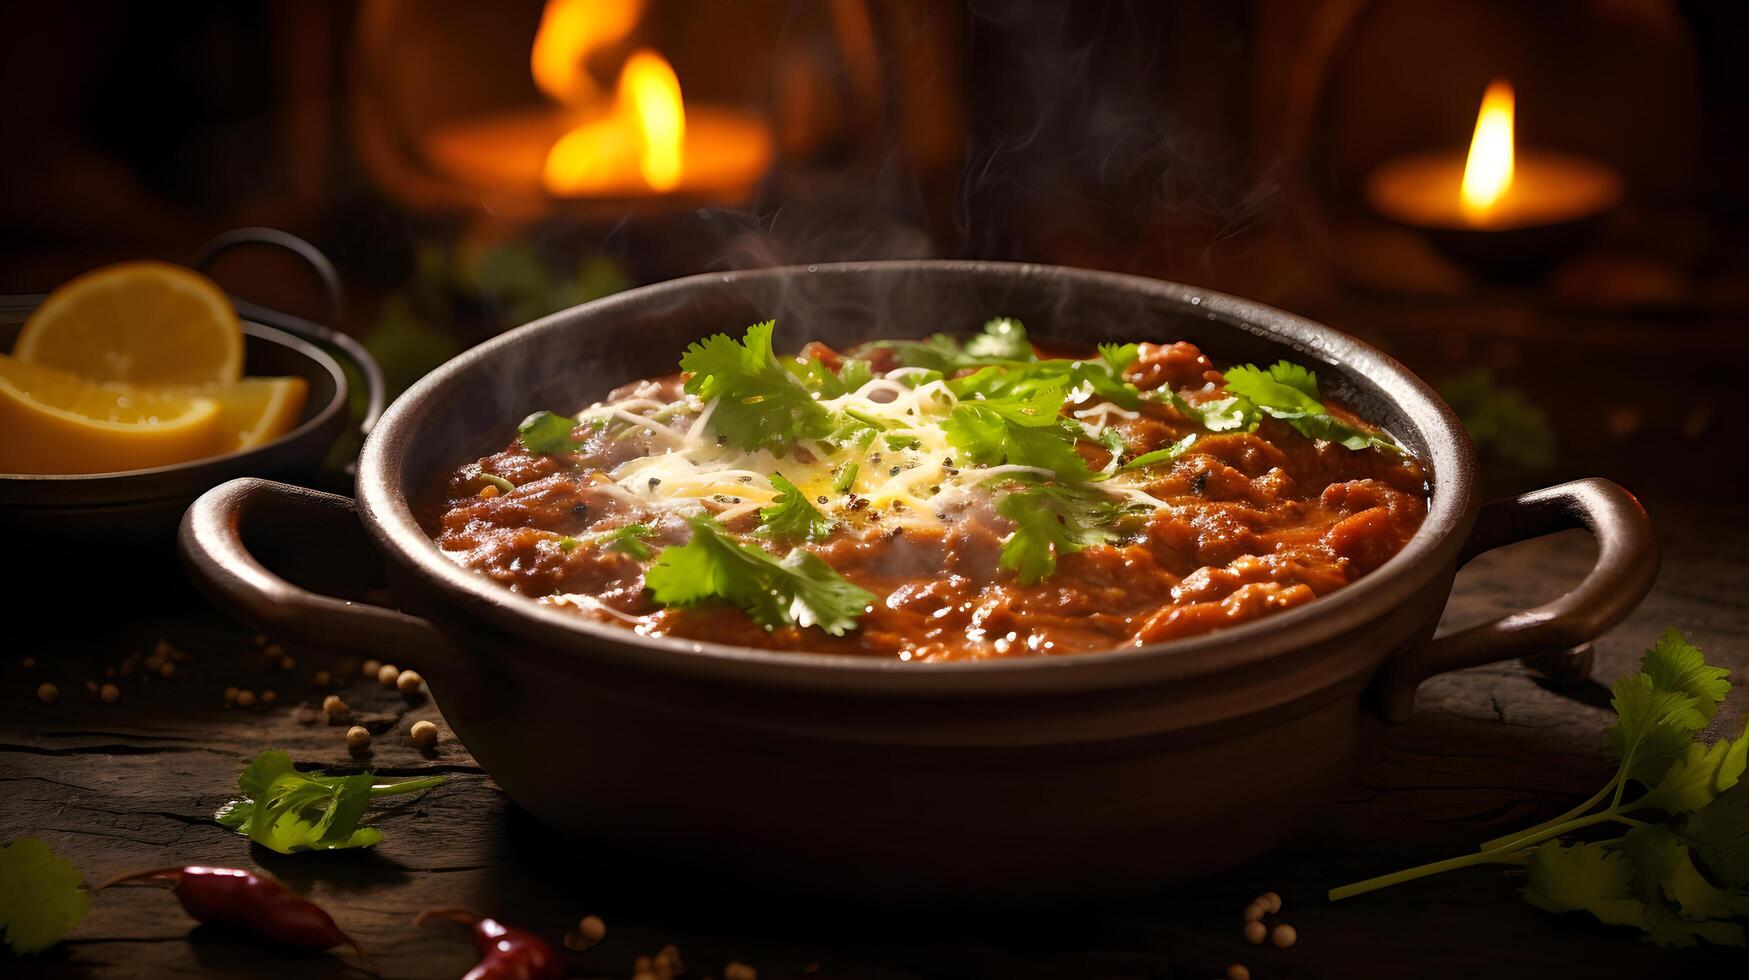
xmin=0 ymin=354 xmax=222 ymax=474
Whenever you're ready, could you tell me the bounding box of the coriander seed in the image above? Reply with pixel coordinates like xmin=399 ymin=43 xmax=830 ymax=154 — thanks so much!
xmin=1242 ymin=921 xmax=1266 ymax=944
xmin=36 ymin=682 xmax=58 ymax=704
xmin=346 ymin=725 xmax=371 ymax=751
xmin=410 ymin=719 xmax=439 ymax=749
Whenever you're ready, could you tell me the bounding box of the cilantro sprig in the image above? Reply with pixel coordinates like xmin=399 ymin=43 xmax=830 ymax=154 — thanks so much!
xmin=757 ymin=473 xmax=834 ymax=542
xmin=645 ymin=514 xmax=874 ymax=635
xmin=1220 ymin=361 xmax=1399 ymax=452
xmin=518 ymin=410 xmax=586 ymax=454
xmin=1330 ymin=629 xmax=1749 ymax=948
xmin=215 ymin=750 xmax=446 ymax=854
xmin=0 ymin=837 xmax=90 ymax=954
xmin=681 ymin=321 xmax=838 ymax=453
xmin=996 ymin=483 xmax=1141 ymax=584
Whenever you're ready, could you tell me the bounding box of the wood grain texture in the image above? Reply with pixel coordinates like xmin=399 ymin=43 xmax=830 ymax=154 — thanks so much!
xmin=1 ymin=504 xmax=1743 ymax=979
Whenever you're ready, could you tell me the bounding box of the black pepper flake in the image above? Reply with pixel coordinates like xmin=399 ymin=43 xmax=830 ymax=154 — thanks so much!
xmin=943 ymin=457 xmax=954 ymax=466
xmin=929 ymin=485 xmax=941 ymax=494
xmin=869 ymin=453 xmax=883 ymax=465
xmin=648 ymin=477 xmax=662 ymax=489
xmin=816 ymin=496 xmax=828 ymax=505
xmin=846 ymin=495 xmax=869 ymax=512
xmin=889 ymin=466 xmax=901 ymax=476
xmin=1190 ymin=470 xmax=1209 ymax=495
xmin=716 ymin=435 xmax=728 ymax=446
xmin=738 ymin=475 xmax=753 ymax=483
xmin=571 ymin=503 xmax=590 ymax=518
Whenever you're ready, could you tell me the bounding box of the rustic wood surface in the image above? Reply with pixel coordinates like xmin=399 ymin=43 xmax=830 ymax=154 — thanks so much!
xmin=2 ymin=499 xmax=1744 ymax=980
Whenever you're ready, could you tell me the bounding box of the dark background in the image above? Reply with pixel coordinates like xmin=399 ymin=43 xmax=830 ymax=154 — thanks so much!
xmin=3 ymin=0 xmax=1747 ymax=508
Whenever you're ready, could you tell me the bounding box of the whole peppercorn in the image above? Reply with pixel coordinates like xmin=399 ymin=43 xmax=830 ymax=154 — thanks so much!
xmin=396 ymin=669 xmax=424 ymax=694
xmin=36 ymin=682 xmax=59 ymax=704
xmin=1271 ymin=924 xmax=1297 ymax=948
xmin=410 ymin=720 xmax=439 ymax=749
xmin=376 ymin=664 xmax=400 ymax=688
xmin=235 ymin=690 xmax=257 ymax=708
xmin=1242 ymin=921 xmax=1266 ymax=944
xmin=321 ymin=694 xmax=349 ymax=720
xmin=99 ymin=683 xmax=120 ymax=703
xmin=346 ymin=726 xmax=371 ymax=751
xmin=361 ymin=659 xmax=381 ymax=678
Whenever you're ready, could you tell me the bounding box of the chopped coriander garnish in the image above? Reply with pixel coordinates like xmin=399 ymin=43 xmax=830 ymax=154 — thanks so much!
xmin=601 ymin=523 xmax=656 ymax=559
xmin=757 ymin=474 xmax=833 ymax=542
xmin=0 ymin=837 xmax=90 ymax=954
xmin=1222 ymin=361 xmax=1399 ymax=452
xmin=518 ymin=410 xmax=585 ymax=454
xmin=996 ymin=483 xmax=1135 ymax=584
xmin=884 ymin=433 xmax=920 ymax=451
xmin=831 ymin=461 xmax=859 ymax=493
xmin=645 ymin=515 xmax=874 ymax=635
xmin=681 ymin=321 xmax=837 ymax=453
xmin=1122 ymin=432 xmax=1199 ymax=470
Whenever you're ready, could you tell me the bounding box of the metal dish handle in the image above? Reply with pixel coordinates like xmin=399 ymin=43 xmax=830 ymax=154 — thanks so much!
xmin=1377 ymin=477 xmax=1658 ymax=722
xmin=178 ymin=478 xmax=507 ymax=718
xmin=194 ymin=227 xmax=386 ymax=435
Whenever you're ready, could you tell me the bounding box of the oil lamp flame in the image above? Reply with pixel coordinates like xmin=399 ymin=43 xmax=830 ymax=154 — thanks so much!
xmin=1460 ymin=79 xmax=1515 ymax=221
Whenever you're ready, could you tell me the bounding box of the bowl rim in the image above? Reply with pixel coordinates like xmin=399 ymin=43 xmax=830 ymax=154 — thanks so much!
xmin=0 ymin=312 xmax=349 ymax=487
xmin=357 ymin=261 xmax=1478 ymax=696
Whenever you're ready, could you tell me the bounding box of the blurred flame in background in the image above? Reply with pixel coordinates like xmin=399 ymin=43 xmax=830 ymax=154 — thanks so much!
xmin=1461 ymin=79 xmax=1515 ymax=222
xmin=532 ymin=0 xmax=686 ymax=195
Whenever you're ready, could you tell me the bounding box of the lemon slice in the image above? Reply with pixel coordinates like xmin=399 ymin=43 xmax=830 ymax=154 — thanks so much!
xmin=199 ymin=376 xmax=310 ymax=452
xmin=0 ymin=354 xmax=223 ymax=474
xmin=13 ymin=261 xmax=243 ymax=385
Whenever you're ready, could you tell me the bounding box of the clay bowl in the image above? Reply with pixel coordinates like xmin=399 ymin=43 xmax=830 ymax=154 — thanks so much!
xmin=0 ymin=297 xmax=378 ymax=557
xmin=180 ymin=261 xmax=1657 ymax=902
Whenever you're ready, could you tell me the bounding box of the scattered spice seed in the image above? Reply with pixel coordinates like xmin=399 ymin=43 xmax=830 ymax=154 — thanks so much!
xmin=261 ymin=691 xmax=277 ymax=704
xmin=314 ymin=670 xmax=332 ymax=686
xmin=322 ymin=694 xmax=350 ymax=721
xmin=1225 ymin=965 xmax=1251 ymax=980
xmin=562 ymin=931 xmax=589 ymax=951
xmin=377 ymin=664 xmax=400 ymax=688
xmin=1259 ymin=891 xmax=1282 ymax=914
xmin=410 ymin=720 xmax=439 ymax=749
xmin=396 ymin=669 xmax=424 ymax=694
xmin=361 ymin=659 xmax=381 ymax=678
xmin=235 ymin=690 xmax=257 ymax=708
xmin=1242 ymin=921 xmax=1266 ymax=944
xmin=224 ymin=686 xmax=239 ymax=703
xmin=36 ymin=682 xmax=58 ymax=703
xmin=657 ymin=944 xmax=683 ymax=974
xmin=1271 ymin=924 xmax=1297 ymax=949
xmin=100 ymin=683 xmax=120 ymax=703
xmin=159 ymin=661 xmax=176 ymax=678
xmin=280 ymin=656 xmax=296 ymax=671
xmin=251 ymin=635 xmax=268 ymax=646
xmin=346 ymin=726 xmax=371 ymax=751
xmin=1241 ymin=902 xmax=1264 ymax=923
xmin=578 ymin=914 xmax=606 ymax=944
xmin=22 ymin=656 xmax=36 ymax=668
xmin=725 ymin=961 xmax=757 ymax=980
xmin=86 ymin=679 xmax=99 ymax=694
xmin=155 ymin=640 xmax=176 ymax=657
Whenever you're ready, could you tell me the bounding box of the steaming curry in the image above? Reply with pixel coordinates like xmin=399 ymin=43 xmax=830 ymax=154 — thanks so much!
xmin=420 ymin=319 xmax=1427 ymax=659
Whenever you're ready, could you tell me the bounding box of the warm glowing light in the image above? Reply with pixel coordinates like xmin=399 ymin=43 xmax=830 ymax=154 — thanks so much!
xmin=621 ymin=51 xmax=683 ymax=191
xmin=542 ymin=48 xmax=685 ymax=196
xmin=530 ymin=0 xmax=646 ymax=105
xmin=1461 ymin=79 xmax=1515 ymax=220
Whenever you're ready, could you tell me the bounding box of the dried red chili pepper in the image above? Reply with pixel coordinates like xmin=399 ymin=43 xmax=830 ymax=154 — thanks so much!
xmin=416 ymin=907 xmax=561 ymax=980
xmin=98 ymin=866 xmax=366 ymax=959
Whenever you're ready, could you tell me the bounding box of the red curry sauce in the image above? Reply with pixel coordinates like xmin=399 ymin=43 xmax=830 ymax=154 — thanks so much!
xmin=420 ymin=339 xmax=1427 ymax=660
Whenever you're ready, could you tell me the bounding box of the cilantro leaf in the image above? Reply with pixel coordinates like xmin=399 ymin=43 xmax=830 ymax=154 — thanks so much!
xmin=942 ymin=385 xmax=1096 ymax=483
xmin=1157 ymin=387 xmax=1258 ymax=433
xmin=1606 ymin=673 xmax=1713 ymax=789
xmin=602 ymin=523 xmax=655 ymax=559
xmin=1099 ymin=342 xmax=1140 ymax=375
xmin=1522 ymin=841 xmax=1647 ymax=930
xmin=996 ymin=484 xmax=1127 ymax=584
xmin=681 ymin=321 xmax=837 ymax=452
xmin=758 ymin=473 xmax=833 ymax=542
xmin=1624 ymin=826 xmax=1749 ymax=947
xmin=963 ymin=317 xmax=1033 ymax=360
xmin=215 ymin=750 xmax=445 ymax=854
xmin=518 ymin=410 xmax=585 ymax=454
xmin=1223 ymin=362 xmax=1399 ymax=452
xmin=1122 ymin=433 xmax=1199 ymax=471
xmin=787 ymin=354 xmax=874 ymax=398
xmin=1684 ymin=782 xmax=1749 ymax=889
xmin=645 ymin=514 xmax=874 ymax=635
xmin=861 ymin=317 xmax=1039 ymax=373
xmin=1639 ymin=628 xmax=1733 ymax=720
xmin=0 ymin=837 xmax=90 ymax=954
xmin=1637 ymin=722 xmax=1749 ymax=815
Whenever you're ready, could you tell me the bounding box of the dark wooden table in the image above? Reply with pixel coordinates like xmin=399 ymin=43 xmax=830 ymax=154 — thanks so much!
xmin=3 ymin=495 xmax=1743 ymax=980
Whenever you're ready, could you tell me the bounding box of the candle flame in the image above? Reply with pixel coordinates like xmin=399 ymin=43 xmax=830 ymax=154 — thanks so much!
xmin=532 ymin=0 xmax=685 ymax=196
xmin=1461 ymin=79 xmax=1515 ymax=220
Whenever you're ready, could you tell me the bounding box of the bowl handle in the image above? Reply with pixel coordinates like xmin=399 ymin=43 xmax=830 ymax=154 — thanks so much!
xmin=179 ymin=477 xmax=464 ymax=678
xmin=1377 ymin=477 xmax=1658 ymax=722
